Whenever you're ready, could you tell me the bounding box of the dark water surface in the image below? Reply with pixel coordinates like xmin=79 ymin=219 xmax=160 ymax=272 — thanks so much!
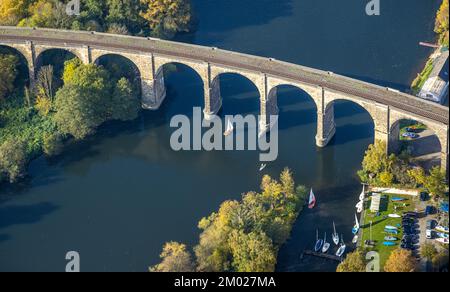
xmin=0 ymin=0 xmax=440 ymax=271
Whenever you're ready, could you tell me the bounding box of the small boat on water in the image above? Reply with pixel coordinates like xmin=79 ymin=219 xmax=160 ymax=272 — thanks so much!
xmin=332 ymin=222 xmax=339 ymax=246
xmin=223 ymin=118 xmax=234 ymax=136
xmin=314 ymin=229 xmax=324 ymax=252
xmin=322 ymin=233 xmax=330 ymax=253
xmin=388 ymin=214 xmax=401 ymax=218
xmin=384 ymin=236 xmax=398 ymax=241
xmin=391 ymin=197 xmax=406 ymax=202
xmin=352 ymin=235 xmax=358 ymax=244
xmin=385 ymin=225 xmax=398 ymax=230
xmin=352 ymin=214 xmax=360 ymax=235
xmin=308 ymin=189 xmax=316 ymax=209
xmin=435 ymin=237 xmax=449 ymax=244
xmin=259 ymin=164 xmax=267 ymax=172
xmin=435 ymin=225 xmax=449 ymax=233
xmin=336 ymin=235 xmax=346 ymax=257
xmin=383 ymin=241 xmax=397 ymax=246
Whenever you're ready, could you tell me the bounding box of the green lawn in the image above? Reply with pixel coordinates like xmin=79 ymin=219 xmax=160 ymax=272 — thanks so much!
xmin=399 ymin=120 xmax=427 ymax=141
xmin=360 ymin=193 xmax=417 ymax=270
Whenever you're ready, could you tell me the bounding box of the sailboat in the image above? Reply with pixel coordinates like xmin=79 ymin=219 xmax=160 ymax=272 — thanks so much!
xmin=356 ymin=200 xmax=364 ymax=214
xmin=308 ymin=189 xmax=316 ymax=209
xmin=332 ymin=222 xmax=339 ymax=246
xmin=336 ymin=235 xmax=346 ymax=257
xmin=223 ymin=118 xmax=234 ymax=136
xmin=314 ymin=229 xmax=323 ymax=252
xmin=359 ymin=185 xmax=366 ymax=201
xmin=352 ymin=213 xmax=360 ymax=235
xmin=322 ymin=232 xmax=330 ymax=253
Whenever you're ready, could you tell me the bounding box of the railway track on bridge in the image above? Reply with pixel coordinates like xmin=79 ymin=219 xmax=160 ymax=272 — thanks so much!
xmin=1 ymin=30 xmax=448 ymax=125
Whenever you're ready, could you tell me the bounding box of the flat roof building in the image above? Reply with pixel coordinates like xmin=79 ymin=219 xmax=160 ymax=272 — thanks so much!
xmin=419 ymin=50 xmax=449 ymax=104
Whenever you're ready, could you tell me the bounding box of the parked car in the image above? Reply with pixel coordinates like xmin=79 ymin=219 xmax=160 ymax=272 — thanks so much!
xmin=425 ymin=206 xmax=435 ymax=215
xmin=402 ymin=132 xmax=419 ymax=139
xmin=426 ymin=220 xmax=434 ymax=230
xmin=420 ymin=192 xmax=429 ymax=202
xmin=426 ymin=229 xmax=433 ymax=239
xmin=405 ymin=127 xmax=415 ymax=133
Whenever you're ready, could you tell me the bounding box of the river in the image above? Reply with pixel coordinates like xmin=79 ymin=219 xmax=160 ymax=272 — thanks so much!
xmin=0 ymin=0 xmax=441 ymax=272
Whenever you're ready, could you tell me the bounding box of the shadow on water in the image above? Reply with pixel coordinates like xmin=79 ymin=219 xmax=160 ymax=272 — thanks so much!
xmin=0 ymin=234 xmax=10 ymax=243
xmin=0 ymin=202 xmax=59 ymax=230
xmin=180 ymin=0 xmax=294 ymax=45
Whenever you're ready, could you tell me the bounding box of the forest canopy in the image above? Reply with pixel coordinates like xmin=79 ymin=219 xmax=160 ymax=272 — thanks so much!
xmin=0 ymin=0 xmax=193 ymax=38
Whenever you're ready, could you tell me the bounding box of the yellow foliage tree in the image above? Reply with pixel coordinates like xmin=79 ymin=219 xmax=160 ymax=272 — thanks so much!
xmin=384 ymin=249 xmax=416 ymax=272
xmin=435 ymin=0 xmax=449 ymax=47
xmin=140 ymin=0 xmax=191 ymax=38
xmin=0 ymin=0 xmax=30 ymax=26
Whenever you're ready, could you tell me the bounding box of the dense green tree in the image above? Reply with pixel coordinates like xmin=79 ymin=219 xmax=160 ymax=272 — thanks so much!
xmin=0 ymin=138 xmax=27 ymax=183
xmin=43 ymin=132 xmax=63 ymax=156
xmin=336 ymin=250 xmax=366 ymax=272
xmin=0 ymin=54 xmax=19 ymax=101
xmin=150 ymin=242 xmax=195 ymax=272
xmin=228 ymin=230 xmax=276 ymax=272
xmin=109 ymin=78 xmax=140 ymax=121
xmin=53 ymin=84 xmax=104 ymax=139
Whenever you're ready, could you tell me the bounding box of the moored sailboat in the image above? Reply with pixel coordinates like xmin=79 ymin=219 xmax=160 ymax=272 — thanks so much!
xmin=332 ymin=222 xmax=339 ymax=246
xmin=308 ymin=189 xmax=316 ymax=209
xmin=352 ymin=213 xmax=360 ymax=235
xmin=314 ymin=229 xmax=323 ymax=252
xmin=336 ymin=235 xmax=346 ymax=257
xmin=322 ymin=232 xmax=330 ymax=253
xmin=223 ymin=118 xmax=234 ymax=136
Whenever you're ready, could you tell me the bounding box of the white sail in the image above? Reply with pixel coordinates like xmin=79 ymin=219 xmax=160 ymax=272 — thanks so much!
xmin=355 ymin=213 xmax=360 ymax=229
xmin=227 ymin=119 xmax=234 ymax=132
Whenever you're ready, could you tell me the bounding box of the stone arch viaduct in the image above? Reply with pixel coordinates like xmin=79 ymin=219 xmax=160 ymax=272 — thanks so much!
xmin=0 ymin=27 xmax=448 ymax=171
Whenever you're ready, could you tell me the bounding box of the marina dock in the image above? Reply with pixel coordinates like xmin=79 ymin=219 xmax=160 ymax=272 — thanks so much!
xmin=300 ymin=250 xmax=343 ymax=263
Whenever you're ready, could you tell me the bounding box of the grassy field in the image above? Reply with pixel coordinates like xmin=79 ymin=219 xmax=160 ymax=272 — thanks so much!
xmin=360 ymin=193 xmax=417 ymax=269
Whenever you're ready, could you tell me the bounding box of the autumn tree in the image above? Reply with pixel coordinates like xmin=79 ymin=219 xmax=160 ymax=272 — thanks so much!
xmin=435 ymin=0 xmax=449 ymax=47
xmin=228 ymin=230 xmax=276 ymax=272
xmin=0 ymin=0 xmax=31 ymax=26
xmin=18 ymin=0 xmax=56 ymax=28
xmin=384 ymin=249 xmax=416 ymax=272
xmin=336 ymin=250 xmax=366 ymax=272
xmin=150 ymin=242 xmax=195 ymax=272
xmin=0 ymin=138 xmax=27 ymax=183
xmin=140 ymin=0 xmax=192 ymax=38
xmin=0 ymin=54 xmax=19 ymax=101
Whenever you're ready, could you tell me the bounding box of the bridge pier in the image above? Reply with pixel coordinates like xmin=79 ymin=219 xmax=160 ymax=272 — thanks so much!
xmin=204 ymin=74 xmax=222 ymax=120
xmin=141 ymin=67 xmax=166 ymax=110
xmin=316 ymin=101 xmax=336 ymax=147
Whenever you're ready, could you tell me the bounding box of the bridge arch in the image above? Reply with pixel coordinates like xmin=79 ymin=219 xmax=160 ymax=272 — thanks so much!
xmin=94 ymin=53 xmax=143 ymax=99
xmin=154 ymin=61 xmax=206 ymax=112
xmin=0 ymin=45 xmax=31 ymax=87
xmin=210 ymin=72 xmax=262 ymax=117
xmin=389 ymin=113 xmax=448 ymax=171
xmin=34 ymin=48 xmax=82 ymax=90
xmin=323 ymin=98 xmax=376 ymax=146
xmin=34 ymin=45 xmax=89 ymax=66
